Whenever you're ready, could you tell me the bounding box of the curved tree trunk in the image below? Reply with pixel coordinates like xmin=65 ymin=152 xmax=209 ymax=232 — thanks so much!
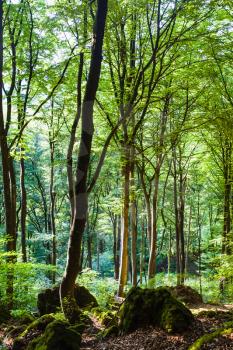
xmin=60 ymin=0 xmax=108 ymax=323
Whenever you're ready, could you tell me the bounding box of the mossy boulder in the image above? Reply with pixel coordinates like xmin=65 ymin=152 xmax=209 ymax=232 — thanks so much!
xmin=13 ymin=314 xmax=55 ymax=350
xmin=37 ymin=285 xmax=98 ymax=316
xmin=26 ymin=320 xmax=81 ymax=350
xmin=169 ymin=285 xmax=202 ymax=305
xmin=119 ymin=287 xmax=194 ymax=334
xmin=159 ymin=294 xmax=195 ymax=333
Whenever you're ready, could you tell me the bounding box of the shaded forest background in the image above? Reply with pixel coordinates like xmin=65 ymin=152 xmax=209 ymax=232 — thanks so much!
xmin=0 ymin=0 xmax=233 ymax=314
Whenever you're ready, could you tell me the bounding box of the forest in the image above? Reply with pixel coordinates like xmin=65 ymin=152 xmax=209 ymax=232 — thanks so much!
xmin=0 ymin=0 xmax=233 ymax=349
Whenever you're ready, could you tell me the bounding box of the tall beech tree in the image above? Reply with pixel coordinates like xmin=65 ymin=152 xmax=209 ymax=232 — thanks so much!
xmin=60 ymin=0 xmax=108 ymax=322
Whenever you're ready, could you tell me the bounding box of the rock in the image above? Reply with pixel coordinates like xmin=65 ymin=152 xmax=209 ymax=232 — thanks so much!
xmin=26 ymin=320 xmax=81 ymax=350
xmin=13 ymin=314 xmax=55 ymax=350
xmin=159 ymin=294 xmax=195 ymax=333
xmin=119 ymin=287 xmax=194 ymax=334
xmin=37 ymin=285 xmax=98 ymax=316
xmin=169 ymin=285 xmax=203 ymax=305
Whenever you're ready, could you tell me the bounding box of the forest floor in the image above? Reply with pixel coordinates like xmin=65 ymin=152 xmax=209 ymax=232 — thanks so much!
xmin=1 ymin=304 xmax=233 ymax=349
xmin=81 ymin=304 xmax=233 ymax=350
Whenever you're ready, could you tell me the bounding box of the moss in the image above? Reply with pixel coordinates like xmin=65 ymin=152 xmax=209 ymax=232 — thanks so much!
xmin=13 ymin=314 xmax=55 ymax=349
xmin=188 ymin=321 xmax=233 ymax=350
xmin=159 ymin=295 xmax=194 ymax=333
xmin=21 ymin=314 xmax=55 ymax=337
xmin=26 ymin=320 xmax=81 ymax=350
xmin=119 ymin=287 xmax=194 ymax=334
xmin=16 ymin=314 xmax=36 ymax=325
xmin=101 ymin=325 xmax=119 ymax=339
xmin=99 ymin=310 xmax=117 ymax=327
xmin=6 ymin=325 xmax=27 ymax=339
xmin=68 ymin=323 xmax=86 ymax=334
xmin=91 ymin=307 xmax=103 ymax=318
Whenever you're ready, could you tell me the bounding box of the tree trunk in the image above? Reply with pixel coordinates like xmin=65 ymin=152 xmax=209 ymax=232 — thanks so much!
xmin=130 ymin=145 xmax=137 ymax=286
xmin=173 ymin=148 xmax=181 ymax=286
xmin=49 ymin=138 xmax=57 ymax=283
xmin=140 ymin=216 xmax=145 ymax=285
xmin=20 ymin=157 xmax=27 ymax=262
xmin=0 ymin=0 xmax=17 ymax=309
xmin=148 ymin=170 xmax=159 ymax=282
xmin=86 ymin=220 xmax=92 ymax=269
xmin=118 ymin=143 xmax=130 ymax=296
xmin=185 ymin=206 xmax=192 ymax=278
xmin=60 ymin=0 xmax=108 ymax=323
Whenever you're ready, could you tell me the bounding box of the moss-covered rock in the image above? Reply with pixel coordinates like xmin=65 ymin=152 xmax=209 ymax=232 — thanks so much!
xmin=159 ymin=294 xmax=194 ymax=333
xmin=12 ymin=314 xmax=55 ymax=350
xmin=168 ymin=285 xmax=203 ymax=305
xmin=37 ymin=285 xmax=98 ymax=316
xmin=26 ymin=320 xmax=81 ymax=350
xmin=119 ymin=287 xmax=194 ymax=334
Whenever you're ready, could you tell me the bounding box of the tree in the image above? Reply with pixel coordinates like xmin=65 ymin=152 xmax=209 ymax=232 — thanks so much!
xmin=60 ymin=0 xmax=108 ymax=322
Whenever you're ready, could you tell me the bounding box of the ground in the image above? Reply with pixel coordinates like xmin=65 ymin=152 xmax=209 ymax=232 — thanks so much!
xmin=1 ymin=304 xmax=233 ymax=349
xmin=80 ymin=304 xmax=233 ymax=350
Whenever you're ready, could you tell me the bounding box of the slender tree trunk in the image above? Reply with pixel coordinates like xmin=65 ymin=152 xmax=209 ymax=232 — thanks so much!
xmin=185 ymin=206 xmax=192 ymax=278
xmin=173 ymin=149 xmax=181 ymax=286
xmin=67 ymin=53 xmax=84 ymax=221
xmin=0 ymin=0 xmax=17 ymax=309
xmin=20 ymin=157 xmax=27 ymax=262
xmin=86 ymin=220 xmax=92 ymax=269
xmin=130 ymin=145 xmax=137 ymax=286
xmin=148 ymin=170 xmax=159 ymax=282
xmin=167 ymin=226 xmax=172 ymax=282
xmin=197 ymin=191 xmax=202 ymax=297
xmin=96 ymin=231 xmax=100 ymax=272
xmin=222 ymin=142 xmax=232 ymax=254
xmin=60 ymin=0 xmax=108 ymax=323
xmin=113 ymin=215 xmax=118 ymax=279
xmin=179 ymin=162 xmax=185 ymax=285
xmin=114 ymin=215 xmax=121 ymax=280
xmin=49 ymin=137 xmax=57 ymax=283
xmin=140 ymin=216 xmax=145 ymax=285
xmin=118 ymin=143 xmax=130 ymax=296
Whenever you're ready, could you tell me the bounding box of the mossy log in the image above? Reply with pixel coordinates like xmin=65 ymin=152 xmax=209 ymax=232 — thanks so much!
xmin=188 ymin=321 xmax=233 ymax=350
xmin=119 ymin=287 xmax=194 ymax=334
